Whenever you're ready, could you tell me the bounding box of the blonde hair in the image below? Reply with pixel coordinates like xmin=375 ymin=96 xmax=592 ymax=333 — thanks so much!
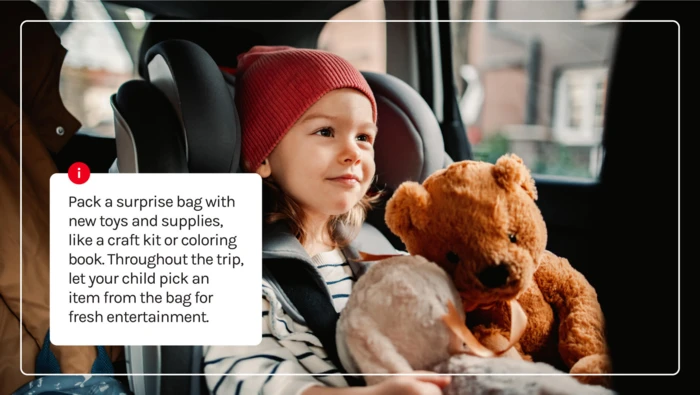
xmin=262 ymin=177 xmax=383 ymax=248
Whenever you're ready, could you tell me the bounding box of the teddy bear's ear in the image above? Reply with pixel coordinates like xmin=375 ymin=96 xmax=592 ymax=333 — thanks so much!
xmin=492 ymin=153 xmax=538 ymax=200
xmin=385 ymin=181 xmax=431 ymax=237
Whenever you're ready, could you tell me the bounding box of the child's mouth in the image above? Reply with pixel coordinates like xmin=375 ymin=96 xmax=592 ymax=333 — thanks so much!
xmin=328 ymin=177 xmax=360 ymax=186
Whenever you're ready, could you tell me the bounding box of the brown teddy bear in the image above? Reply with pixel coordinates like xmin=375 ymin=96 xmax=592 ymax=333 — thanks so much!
xmin=382 ymin=153 xmax=611 ymax=387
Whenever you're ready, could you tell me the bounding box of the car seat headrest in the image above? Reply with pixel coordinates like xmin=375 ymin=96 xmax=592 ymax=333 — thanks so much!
xmin=362 ymin=71 xmax=448 ymax=190
xmin=141 ymin=39 xmax=240 ymax=172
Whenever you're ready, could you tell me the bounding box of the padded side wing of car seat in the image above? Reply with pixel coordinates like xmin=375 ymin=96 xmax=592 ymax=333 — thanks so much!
xmin=111 ymin=80 xmax=188 ymax=173
xmin=360 ymin=72 xmax=448 ymax=250
xmin=144 ymin=39 xmax=240 ymax=173
xmin=363 ymin=71 xmax=446 ymax=190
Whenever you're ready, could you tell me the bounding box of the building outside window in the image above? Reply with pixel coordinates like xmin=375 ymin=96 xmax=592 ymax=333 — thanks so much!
xmin=449 ymin=0 xmax=624 ymax=179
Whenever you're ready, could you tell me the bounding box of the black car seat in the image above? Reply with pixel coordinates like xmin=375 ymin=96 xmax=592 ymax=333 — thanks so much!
xmin=110 ymin=39 xmax=240 ymax=174
xmin=113 ymin=40 xmax=451 ymax=395
xmin=108 ymin=38 xmax=241 ymax=395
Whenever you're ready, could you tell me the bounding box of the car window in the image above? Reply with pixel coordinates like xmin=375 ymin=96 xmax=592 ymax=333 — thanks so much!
xmin=450 ymin=0 xmax=632 ymax=179
xmin=32 ymin=0 xmax=152 ymax=138
xmin=317 ymin=0 xmax=387 ymax=74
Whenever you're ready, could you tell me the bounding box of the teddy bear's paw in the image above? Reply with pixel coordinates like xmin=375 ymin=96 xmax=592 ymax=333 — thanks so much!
xmin=570 ymin=354 xmax=613 ymax=388
xmin=519 ymin=353 xmax=533 ymax=362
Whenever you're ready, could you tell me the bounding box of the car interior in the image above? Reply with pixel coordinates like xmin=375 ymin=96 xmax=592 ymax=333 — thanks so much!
xmin=35 ymin=0 xmax=680 ymax=394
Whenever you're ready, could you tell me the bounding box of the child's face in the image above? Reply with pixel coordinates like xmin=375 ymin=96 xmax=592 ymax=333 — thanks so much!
xmin=259 ymin=88 xmax=377 ymax=217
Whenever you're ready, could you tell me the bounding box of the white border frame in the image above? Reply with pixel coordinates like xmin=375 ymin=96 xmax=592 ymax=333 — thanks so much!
xmin=18 ymin=19 xmax=680 ymax=378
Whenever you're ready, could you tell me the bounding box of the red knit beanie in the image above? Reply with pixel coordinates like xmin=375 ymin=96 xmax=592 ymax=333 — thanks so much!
xmin=227 ymin=46 xmax=378 ymax=172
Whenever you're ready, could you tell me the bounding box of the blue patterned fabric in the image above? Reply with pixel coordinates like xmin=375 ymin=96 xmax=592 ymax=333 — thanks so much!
xmin=13 ymin=329 xmax=130 ymax=395
xmin=12 ymin=376 xmax=130 ymax=395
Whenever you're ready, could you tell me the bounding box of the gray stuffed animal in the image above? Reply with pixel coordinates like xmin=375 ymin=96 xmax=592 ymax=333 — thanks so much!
xmin=336 ymin=255 xmax=616 ymax=395
xmin=434 ymin=355 xmax=616 ymax=395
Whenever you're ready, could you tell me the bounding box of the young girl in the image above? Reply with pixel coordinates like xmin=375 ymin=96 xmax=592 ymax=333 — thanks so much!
xmin=204 ymin=46 xmax=451 ymax=395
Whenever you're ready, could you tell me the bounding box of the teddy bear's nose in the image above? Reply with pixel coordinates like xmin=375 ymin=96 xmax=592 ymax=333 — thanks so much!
xmin=477 ymin=265 xmax=511 ymax=288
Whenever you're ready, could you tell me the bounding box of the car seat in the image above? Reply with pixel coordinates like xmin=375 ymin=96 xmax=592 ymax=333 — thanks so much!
xmin=358 ymin=71 xmax=452 ymax=251
xmin=108 ymin=38 xmax=241 ymax=395
xmin=112 ymin=38 xmax=451 ymax=395
xmin=110 ymin=39 xmax=240 ymax=174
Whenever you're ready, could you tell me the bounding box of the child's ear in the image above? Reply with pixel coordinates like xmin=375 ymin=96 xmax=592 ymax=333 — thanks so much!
xmin=256 ymin=158 xmax=272 ymax=178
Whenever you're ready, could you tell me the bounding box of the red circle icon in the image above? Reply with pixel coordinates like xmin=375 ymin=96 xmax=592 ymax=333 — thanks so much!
xmin=68 ymin=162 xmax=90 ymax=184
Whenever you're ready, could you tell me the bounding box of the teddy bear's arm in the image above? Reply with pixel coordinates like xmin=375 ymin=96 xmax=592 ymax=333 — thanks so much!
xmin=533 ymin=251 xmax=608 ymax=369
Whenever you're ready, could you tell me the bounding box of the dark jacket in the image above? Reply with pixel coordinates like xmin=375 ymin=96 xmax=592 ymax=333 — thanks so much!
xmin=0 ymin=2 xmax=122 ymax=393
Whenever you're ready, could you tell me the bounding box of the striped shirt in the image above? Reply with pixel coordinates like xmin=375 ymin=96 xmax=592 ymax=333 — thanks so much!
xmin=204 ymin=248 xmax=354 ymax=395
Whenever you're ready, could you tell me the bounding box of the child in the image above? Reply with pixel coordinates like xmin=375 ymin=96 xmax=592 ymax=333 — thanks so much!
xmin=204 ymin=46 xmax=451 ymax=395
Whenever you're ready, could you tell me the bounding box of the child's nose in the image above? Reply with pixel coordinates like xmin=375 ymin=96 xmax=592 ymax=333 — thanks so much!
xmin=340 ymin=141 xmax=361 ymax=164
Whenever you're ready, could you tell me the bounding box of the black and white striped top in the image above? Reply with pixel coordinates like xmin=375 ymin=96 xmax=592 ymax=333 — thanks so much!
xmin=204 ymin=248 xmax=354 ymax=395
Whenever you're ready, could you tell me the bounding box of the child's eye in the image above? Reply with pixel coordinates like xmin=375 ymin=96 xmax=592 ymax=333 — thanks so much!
xmin=314 ymin=127 xmax=334 ymax=137
xmin=356 ymin=134 xmax=371 ymax=143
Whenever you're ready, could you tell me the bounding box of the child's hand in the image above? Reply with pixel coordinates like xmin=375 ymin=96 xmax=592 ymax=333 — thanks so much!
xmin=368 ymin=371 xmax=451 ymax=395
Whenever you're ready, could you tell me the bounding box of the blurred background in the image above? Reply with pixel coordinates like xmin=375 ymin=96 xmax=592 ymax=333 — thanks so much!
xmin=33 ymin=0 xmax=632 ymax=180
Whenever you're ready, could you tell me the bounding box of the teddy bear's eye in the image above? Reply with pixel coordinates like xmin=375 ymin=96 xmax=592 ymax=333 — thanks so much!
xmin=446 ymin=251 xmax=460 ymax=264
xmin=509 ymin=234 xmax=517 ymax=243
